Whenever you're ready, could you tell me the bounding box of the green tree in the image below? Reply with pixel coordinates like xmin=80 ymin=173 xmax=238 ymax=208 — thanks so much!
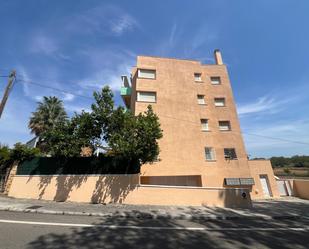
xmin=0 ymin=143 xmax=41 ymax=170
xmin=106 ymin=105 xmax=162 ymax=164
xmin=9 ymin=143 xmax=41 ymax=162
xmin=43 ymin=111 xmax=98 ymax=157
xmin=29 ymin=96 xmax=67 ymax=137
xmin=41 ymin=86 xmax=163 ymax=165
xmin=0 ymin=144 xmax=10 ymax=169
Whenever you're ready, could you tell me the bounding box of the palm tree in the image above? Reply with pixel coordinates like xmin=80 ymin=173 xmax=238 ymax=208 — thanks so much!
xmin=29 ymin=96 xmax=67 ymax=136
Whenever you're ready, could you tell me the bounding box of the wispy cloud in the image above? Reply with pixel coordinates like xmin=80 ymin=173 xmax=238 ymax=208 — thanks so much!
xmin=243 ymin=119 xmax=309 ymax=157
xmin=110 ymin=14 xmax=137 ymax=35
xmin=29 ymin=34 xmax=58 ymax=55
xmin=62 ymin=93 xmax=75 ymax=102
xmin=191 ymin=26 xmax=217 ymax=52
xmin=237 ymin=96 xmax=289 ymax=116
xmin=77 ymin=48 xmax=135 ymax=91
xmin=78 ymin=62 xmax=132 ymax=91
xmin=0 ymin=96 xmax=32 ymax=145
xmin=66 ymin=4 xmax=138 ymax=36
xmin=65 ymin=104 xmax=91 ymax=114
xmin=17 ymin=66 xmax=31 ymax=97
xmin=168 ymin=23 xmax=178 ymax=47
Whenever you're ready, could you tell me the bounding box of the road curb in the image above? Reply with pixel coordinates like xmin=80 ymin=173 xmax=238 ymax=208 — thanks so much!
xmin=0 ymin=207 xmax=301 ymax=221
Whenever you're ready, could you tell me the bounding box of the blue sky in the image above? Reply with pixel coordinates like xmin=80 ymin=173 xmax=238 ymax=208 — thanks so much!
xmin=0 ymin=0 xmax=308 ymax=158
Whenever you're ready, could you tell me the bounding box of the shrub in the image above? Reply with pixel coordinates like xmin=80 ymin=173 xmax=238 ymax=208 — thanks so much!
xmin=0 ymin=144 xmax=11 ymax=168
xmin=10 ymin=143 xmax=41 ymax=162
xmin=283 ymin=167 xmax=291 ymax=174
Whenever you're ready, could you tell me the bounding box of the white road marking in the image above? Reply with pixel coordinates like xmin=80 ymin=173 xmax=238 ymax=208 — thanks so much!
xmin=0 ymin=219 xmax=308 ymax=231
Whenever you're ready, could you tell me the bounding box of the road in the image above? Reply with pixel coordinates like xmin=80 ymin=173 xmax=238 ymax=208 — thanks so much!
xmin=0 ymin=211 xmax=308 ymax=249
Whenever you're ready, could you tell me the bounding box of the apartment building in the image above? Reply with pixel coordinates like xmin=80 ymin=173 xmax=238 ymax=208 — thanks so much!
xmin=121 ymin=50 xmax=279 ymax=199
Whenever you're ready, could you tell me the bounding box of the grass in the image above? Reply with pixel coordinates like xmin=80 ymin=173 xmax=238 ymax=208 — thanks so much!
xmin=273 ymin=167 xmax=309 ymax=178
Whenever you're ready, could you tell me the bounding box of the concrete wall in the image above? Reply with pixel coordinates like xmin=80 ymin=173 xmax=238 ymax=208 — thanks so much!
xmin=248 ymin=160 xmax=280 ymax=199
xmin=292 ymin=180 xmax=309 ymax=200
xmin=9 ymin=175 xmax=139 ymax=204
xmin=8 ymin=175 xmax=252 ymax=207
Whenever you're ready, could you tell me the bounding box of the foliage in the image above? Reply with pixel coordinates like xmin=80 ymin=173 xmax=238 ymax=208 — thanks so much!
xmin=283 ymin=167 xmax=291 ymax=174
xmin=40 ymin=86 xmax=163 ymax=165
xmin=43 ymin=112 xmax=97 ymax=157
xmin=251 ymin=157 xmax=266 ymax=160
xmin=0 ymin=144 xmax=11 ymax=168
xmin=29 ymin=96 xmax=67 ymax=137
xmin=9 ymin=143 xmax=41 ymax=162
xmin=270 ymin=155 xmax=309 ymax=168
xmin=0 ymin=143 xmax=41 ymax=169
xmin=106 ymin=105 xmax=163 ymax=164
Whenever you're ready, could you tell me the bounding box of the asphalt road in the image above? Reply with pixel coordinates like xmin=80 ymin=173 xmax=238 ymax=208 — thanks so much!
xmin=0 ymin=211 xmax=308 ymax=249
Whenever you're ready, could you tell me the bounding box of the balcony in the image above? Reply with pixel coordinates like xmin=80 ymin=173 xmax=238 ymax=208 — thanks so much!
xmin=120 ymin=86 xmax=131 ymax=108
xmin=121 ymin=87 xmax=132 ymax=96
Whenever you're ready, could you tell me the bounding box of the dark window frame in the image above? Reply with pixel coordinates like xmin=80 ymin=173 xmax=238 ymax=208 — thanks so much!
xmin=224 ymin=148 xmax=237 ymax=160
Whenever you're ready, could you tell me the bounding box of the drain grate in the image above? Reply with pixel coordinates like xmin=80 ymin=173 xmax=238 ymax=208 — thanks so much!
xmin=26 ymin=205 xmax=43 ymax=209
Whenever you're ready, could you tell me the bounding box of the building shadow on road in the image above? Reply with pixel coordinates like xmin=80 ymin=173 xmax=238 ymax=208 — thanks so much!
xmin=26 ymin=211 xmax=309 ymax=249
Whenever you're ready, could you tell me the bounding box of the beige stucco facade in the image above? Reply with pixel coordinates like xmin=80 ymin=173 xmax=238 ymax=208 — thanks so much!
xmin=122 ymin=51 xmax=280 ymax=199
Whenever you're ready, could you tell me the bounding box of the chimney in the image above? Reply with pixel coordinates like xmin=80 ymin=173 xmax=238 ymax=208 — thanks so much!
xmin=214 ymin=49 xmax=223 ymax=65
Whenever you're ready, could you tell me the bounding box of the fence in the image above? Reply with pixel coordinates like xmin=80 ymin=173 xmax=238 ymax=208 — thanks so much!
xmin=17 ymin=156 xmax=140 ymax=175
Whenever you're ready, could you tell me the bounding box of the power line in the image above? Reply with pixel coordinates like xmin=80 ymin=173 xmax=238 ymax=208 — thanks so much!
xmin=242 ymin=132 xmax=309 ymax=146
xmin=16 ymin=78 xmax=93 ymax=100
xmin=9 ymin=75 xmax=309 ymax=146
xmin=156 ymin=113 xmax=309 ymax=146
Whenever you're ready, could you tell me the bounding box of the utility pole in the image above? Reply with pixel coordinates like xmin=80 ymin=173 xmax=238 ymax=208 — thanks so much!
xmin=0 ymin=70 xmax=16 ymax=119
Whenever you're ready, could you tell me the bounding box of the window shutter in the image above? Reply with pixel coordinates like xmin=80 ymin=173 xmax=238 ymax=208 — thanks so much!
xmin=137 ymin=92 xmax=156 ymax=102
xmin=138 ymin=69 xmax=156 ymax=79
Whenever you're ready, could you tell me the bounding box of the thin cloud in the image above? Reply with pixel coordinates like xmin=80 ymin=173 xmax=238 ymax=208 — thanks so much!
xmin=110 ymin=14 xmax=137 ymax=35
xmin=65 ymin=104 xmax=91 ymax=114
xmin=17 ymin=66 xmax=31 ymax=97
xmin=237 ymin=96 xmax=286 ymax=116
xmin=62 ymin=93 xmax=75 ymax=102
xmin=78 ymin=48 xmax=135 ymax=91
xmin=66 ymin=4 xmax=138 ymax=36
xmin=243 ymin=119 xmax=309 ymax=157
xmin=168 ymin=23 xmax=178 ymax=46
xmin=29 ymin=34 xmax=58 ymax=55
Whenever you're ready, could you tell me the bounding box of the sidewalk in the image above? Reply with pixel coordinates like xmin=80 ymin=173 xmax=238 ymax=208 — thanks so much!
xmin=0 ymin=195 xmax=308 ymax=220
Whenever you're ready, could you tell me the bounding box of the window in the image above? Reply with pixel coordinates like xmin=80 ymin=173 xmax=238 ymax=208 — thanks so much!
xmin=138 ymin=69 xmax=156 ymax=79
xmin=225 ymin=178 xmax=240 ymax=186
xmin=214 ymin=98 xmax=225 ymax=107
xmin=225 ymin=178 xmax=255 ymax=186
xmin=219 ymin=121 xmax=231 ymax=131
xmin=194 ymin=73 xmax=202 ymax=82
xmin=201 ymin=119 xmax=209 ymax=131
xmin=211 ymin=76 xmax=221 ymax=85
xmin=239 ymin=178 xmax=255 ymax=185
xmin=137 ymin=91 xmax=156 ymax=103
xmin=205 ymin=147 xmax=216 ymax=161
xmin=224 ymin=148 xmax=237 ymax=159
xmin=197 ymin=95 xmax=206 ymax=105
